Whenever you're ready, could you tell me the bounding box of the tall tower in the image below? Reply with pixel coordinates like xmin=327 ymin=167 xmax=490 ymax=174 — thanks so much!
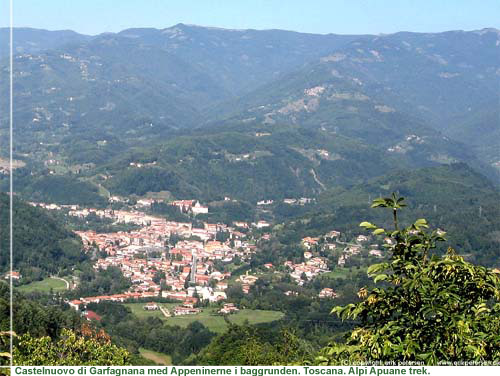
xmin=190 ymin=250 xmax=197 ymax=284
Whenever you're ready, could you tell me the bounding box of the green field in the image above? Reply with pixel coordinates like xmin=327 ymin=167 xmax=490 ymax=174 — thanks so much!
xmin=17 ymin=277 xmax=68 ymax=293
xmin=123 ymin=302 xmax=177 ymax=320
xmin=139 ymin=348 xmax=172 ymax=365
xmin=164 ymin=308 xmax=283 ymax=333
xmin=124 ymin=303 xmax=284 ymax=334
xmin=322 ymin=268 xmax=355 ymax=279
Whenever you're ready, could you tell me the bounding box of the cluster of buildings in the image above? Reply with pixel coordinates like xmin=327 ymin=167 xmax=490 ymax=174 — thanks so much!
xmin=284 ymin=256 xmax=330 ymax=285
xmin=30 ymin=202 xmax=77 ymax=211
xmin=70 ymin=207 xmax=163 ymax=226
xmin=67 ymin=206 xmax=263 ymax=308
xmin=143 ymin=301 xmax=202 ymax=317
xmin=257 ymin=198 xmax=315 ymax=206
xmin=170 ymin=200 xmax=209 ymax=215
xmin=337 ymin=245 xmax=362 ymax=266
xmin=4 ymin=271 xmax=21 ymax=280
xmin=301 ymin=230 xmax=341 ymax=251
xmin=238 ymin=272 xmax=260 ymax=294
xmin=337 ymin=243 xmax=384 ymax=267
xmin=219 ymin=303 xmax=239 ymax=314
xmin=282 ymin=198 xmax=315 ymax=205
xmin=171 ymin=303 xmax=201 ymax=316
xmin=299 ymin=230 xmax=384 ymax=268
xmin=68 ymin=292 xmax=154 ymax=310
xmin=387 ymin=134 xmax=425 ymax=153
xmin=318 ymin=287 xmax=338 ymax=299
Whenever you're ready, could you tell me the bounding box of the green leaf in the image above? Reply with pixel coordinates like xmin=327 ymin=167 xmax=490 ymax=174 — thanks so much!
xmin=331 ymin=306 xmax=343 ymax=315
xmin=374 ymin=274 xmax=388 ymax=283
xmin=371 ymin=198 xmax=388 ymax=208
xmin=360 ymin=221 xmax=377 ymax=229
xmin=414 ymin=218 xmax=429 ymax=228
xmin=367 ymin=263 xmax=388 ymax=276
xmin=373 ymin=228 xmax=385 ymax=235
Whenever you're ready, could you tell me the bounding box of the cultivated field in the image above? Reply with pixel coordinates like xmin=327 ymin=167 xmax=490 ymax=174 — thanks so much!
xmin=124 ymin=302 xmax=284 ymax=333
xmin=16 ymin=277 xmax=68 ymax=293
xmin=139 ymin=348 xmax=172 ymax=365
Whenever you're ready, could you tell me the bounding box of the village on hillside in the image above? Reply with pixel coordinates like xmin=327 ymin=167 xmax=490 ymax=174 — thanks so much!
xmin=23 ymin=197 xmax=387 ymax=320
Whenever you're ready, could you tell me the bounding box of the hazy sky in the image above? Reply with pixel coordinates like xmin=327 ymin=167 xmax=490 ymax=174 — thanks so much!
xmin=1 ymin=0 xmax=499 ymax=35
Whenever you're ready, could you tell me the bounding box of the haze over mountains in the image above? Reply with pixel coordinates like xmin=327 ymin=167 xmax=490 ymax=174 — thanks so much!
xmin=0 ymin=24 xmax=498 ymax=203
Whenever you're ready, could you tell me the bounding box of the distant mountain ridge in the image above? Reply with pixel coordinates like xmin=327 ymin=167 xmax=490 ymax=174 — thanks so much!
xmin=0 ymin=27 xmax=91 ymax=58
xmin=0 ymin=24 xmax=498 ymax=206
xmin=1 ymin=26 xmax=497 ymax=138
xmin=0 ymin=24 xmax=370 ymax=158
xmin=212 ymin=27 xmax=500 ymax=169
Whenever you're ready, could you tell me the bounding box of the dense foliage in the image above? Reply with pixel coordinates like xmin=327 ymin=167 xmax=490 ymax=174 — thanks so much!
xmin=279 ymin=164 xmax=500 ymax=266
xmin=0 ymin=193 xmax=87 ymax=281
xmin=0 ymin=283 xmax=163 ymax=366
xmin=0 ymin=283 xmax=82 ymax=340
xmin=66 ymin=266 xmax=132 ymax=299
xmin=13 ymin=327 xmax=130 ymax=365
xmin=0 ymin=283 xmax=135 ymax=366
xmin=86 ymin=302 xmax=215 ymax=364
xmin=187 ymin=324 xmax=312 ymax=365
xmin=14 ymin=174 xmax=107 ymax=207
xmin=317 ymin=195 xmax=500 ymax=365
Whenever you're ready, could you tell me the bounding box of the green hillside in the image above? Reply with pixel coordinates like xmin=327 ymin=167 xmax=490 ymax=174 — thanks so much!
xmin=100 ymin=124 xmax=409 ymax=201
xmin=1 ymin=27 xmax=497 ymax=179
xmin=277 ymin=163 xmax=500 ymax=266
xmin=0 ymin=193 xmax=87 ymax=281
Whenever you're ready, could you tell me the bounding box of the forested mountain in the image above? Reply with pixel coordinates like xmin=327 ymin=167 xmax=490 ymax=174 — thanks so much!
xmin=0 ymin=27 xmax=91 ymax=59
xmin=115 ymin=24 xmax=365 ymax=98
xmin=0 ymin=24 xmax=363 ymax=156
xmin=0 ymin=25 xmax=496 ymax=222
xmin=213 ymin=28 xmax=499 ymax=173
xmin=99 ymin=115 xmax=494 ymax=202
xmin=0 ymin=193 xmax=86 ymax=280
xmin=276 ymin=163 xmax=500 ymax=266
xmin=0 ymin=26 xmax=497 ymax=176
xmin=447 ymin=99 xmax=500 ymax=166
xmin=100 ymin=124 xmax=410 ymax=201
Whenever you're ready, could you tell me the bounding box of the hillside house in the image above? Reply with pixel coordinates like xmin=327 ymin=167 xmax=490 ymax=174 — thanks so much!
xmin=319 ymin=288 xmax=338 ymax=299
xmin=68 ymin=299 xmax=83 ymax=311
xmin=4 ymin=271 xmax=21 ymax=280
xmin=192 ymin=201 xmax=209 ymax=215
xmin=143 ymin=302 xmax=159 ymax=310
xmin=219 ymin=303 xmax=239 ymax=314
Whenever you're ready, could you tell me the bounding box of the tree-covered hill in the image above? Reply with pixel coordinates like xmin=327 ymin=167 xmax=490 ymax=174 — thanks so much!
xmin=0 ymin=24 xmax=365 ymax=158
xmin=100 ymin=124 xmax=414 ymax=201
xmin=0 ymin=26 xmax=497 ymax=178
xmin=12 ymin=174 xmax=108 ymax=207
xmin=0 ymin=193 xmax=87 ymax=281
xmin=276 ymin=163 xmax=500 ymax=266
xmin=447 ymin=99 xmax=500 ymax=167
xmin=213 ymin=28 xmax=500 ymax=175
xmin=0 ymin=27 xmax=91 ymax=59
